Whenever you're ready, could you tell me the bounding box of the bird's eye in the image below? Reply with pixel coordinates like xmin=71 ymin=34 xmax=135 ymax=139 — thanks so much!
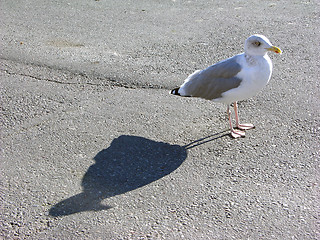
xmin=253 ymin=41 xmax=261 ymax=46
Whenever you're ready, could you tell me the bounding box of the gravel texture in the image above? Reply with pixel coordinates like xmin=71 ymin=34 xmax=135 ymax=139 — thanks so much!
xmin=1 ymin=0 xmax=319 ymax=239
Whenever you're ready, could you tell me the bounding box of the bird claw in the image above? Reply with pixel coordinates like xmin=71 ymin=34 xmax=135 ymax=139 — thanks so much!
xmin=236 ymin=123 xmax=255 ymax=130
xmin=231 ymin=129 xmax=245 ymax=138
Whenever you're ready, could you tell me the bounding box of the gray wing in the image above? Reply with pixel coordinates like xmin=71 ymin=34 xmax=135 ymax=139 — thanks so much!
xmin=181 ymin=55 xmax=242 ymax=100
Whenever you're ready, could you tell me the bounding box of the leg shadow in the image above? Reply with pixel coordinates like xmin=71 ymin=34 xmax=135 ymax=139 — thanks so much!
xmin=183 ymin=130 xmax=229 ymax=149
xmin=49 ymin=135 xmax=187 ymax=217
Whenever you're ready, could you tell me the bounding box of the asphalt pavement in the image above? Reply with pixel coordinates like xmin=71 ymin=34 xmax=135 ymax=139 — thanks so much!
xmin=1 ymin=0 xmax=319 ymax=239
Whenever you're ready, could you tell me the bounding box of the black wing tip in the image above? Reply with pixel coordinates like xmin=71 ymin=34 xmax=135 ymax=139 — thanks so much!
xmin=171 ymin=87 xmax=180 ymax=96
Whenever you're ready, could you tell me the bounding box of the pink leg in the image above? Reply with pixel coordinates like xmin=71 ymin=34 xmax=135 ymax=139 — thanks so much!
xmin=234 ymin=102 xmax=254 ymax=130
xmin=227 ymin=105 xmax=245 ymax=138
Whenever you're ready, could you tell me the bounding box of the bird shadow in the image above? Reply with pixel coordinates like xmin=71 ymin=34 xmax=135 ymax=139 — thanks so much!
xmin=49 ymin=135 xmax=188 ymax=217
xmin=49 ymin=132 xmax=228 ymax=217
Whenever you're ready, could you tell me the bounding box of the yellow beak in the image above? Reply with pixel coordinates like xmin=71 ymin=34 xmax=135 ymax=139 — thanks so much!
xmin=266 ymin=46 xmax=282 ymax=54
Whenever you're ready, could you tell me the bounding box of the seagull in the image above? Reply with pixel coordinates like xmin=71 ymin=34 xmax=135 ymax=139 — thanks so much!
xmin=171 ymin=34 xmax=282 ymax=138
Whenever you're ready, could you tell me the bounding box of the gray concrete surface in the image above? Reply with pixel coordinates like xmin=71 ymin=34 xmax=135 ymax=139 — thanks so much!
xmin=1 ymin=0 xmax=319 ymax=239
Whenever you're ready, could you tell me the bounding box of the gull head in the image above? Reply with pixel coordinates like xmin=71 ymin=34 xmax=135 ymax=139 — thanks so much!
xmin=244 ymin=34 xmax=282 ymax=56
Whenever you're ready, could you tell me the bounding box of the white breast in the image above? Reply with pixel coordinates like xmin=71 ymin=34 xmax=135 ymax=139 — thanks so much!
xmin=214 ymin=53 xmax=273 ymax=104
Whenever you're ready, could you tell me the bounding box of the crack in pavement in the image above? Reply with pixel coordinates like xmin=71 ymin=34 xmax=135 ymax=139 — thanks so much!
xmin=2 ymin=69 xmax=84 ymax=85
xmin=0 ymin=58 xmax=168 ymax=90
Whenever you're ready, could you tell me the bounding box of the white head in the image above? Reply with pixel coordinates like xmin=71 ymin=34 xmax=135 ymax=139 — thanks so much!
xmin=244 ymin=34 xmax=282 ymax=56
